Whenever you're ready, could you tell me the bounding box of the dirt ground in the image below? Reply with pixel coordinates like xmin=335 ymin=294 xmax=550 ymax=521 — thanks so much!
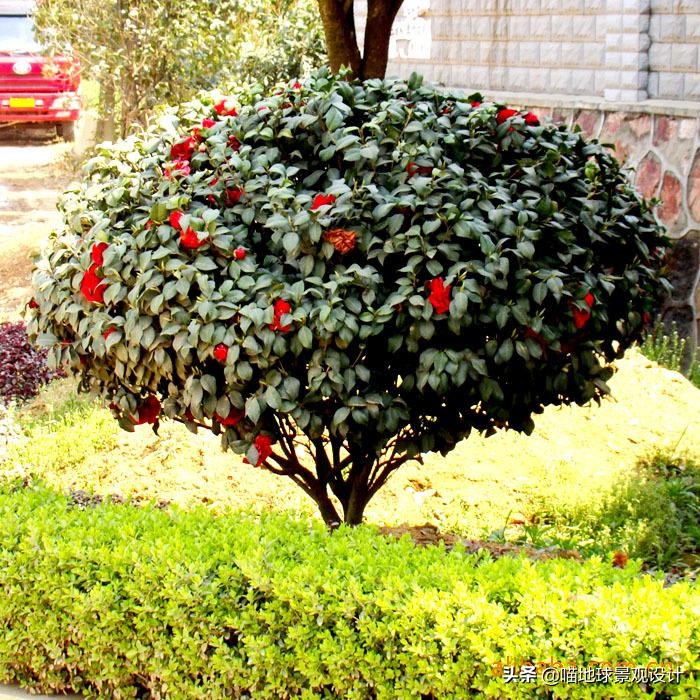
xmin=0 ymin=127 xmax=75 ymax=320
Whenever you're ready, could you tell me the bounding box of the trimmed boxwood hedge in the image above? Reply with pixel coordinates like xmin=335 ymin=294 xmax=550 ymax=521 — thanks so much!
xmin=0 ymin=480 xmax=697 ymax=699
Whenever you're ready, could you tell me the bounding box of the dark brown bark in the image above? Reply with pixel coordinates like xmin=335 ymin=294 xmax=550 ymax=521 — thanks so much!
xmin=317 ymin=0 xmax=404 ymax=79
xmin=317 ymin=0 xmax=361 ymax=76
xmin=361 ymin=0 xmax=404 ymax=79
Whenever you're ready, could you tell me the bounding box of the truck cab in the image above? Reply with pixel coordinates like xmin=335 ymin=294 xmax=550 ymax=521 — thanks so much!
xmin=0 ymin=0 xmax=80 ymax=140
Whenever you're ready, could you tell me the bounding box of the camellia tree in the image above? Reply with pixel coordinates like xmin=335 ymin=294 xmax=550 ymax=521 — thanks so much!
xmin=29 ymin=70 xmax=668 ymax=525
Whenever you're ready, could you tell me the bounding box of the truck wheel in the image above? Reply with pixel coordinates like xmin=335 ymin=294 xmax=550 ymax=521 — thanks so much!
xmin=57 ymin=122 xmax=75 ymax=142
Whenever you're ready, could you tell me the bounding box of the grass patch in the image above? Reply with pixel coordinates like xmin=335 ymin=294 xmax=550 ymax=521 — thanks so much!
xmin=499 ymin=450 xmax=700 ymax=574
xmin=640 ymin=324 xmax=700 ymax=389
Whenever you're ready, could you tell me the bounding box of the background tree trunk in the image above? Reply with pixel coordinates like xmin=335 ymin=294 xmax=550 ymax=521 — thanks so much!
xmin=317 ymin=0 xmax=404 ymax=79
xmin=317 ymin=0 xmax=361 ymax=76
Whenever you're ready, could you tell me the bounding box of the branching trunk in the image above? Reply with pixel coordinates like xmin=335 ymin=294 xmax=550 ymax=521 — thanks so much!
xmin=317 ymin=0 xmax=404 ymax=79
xmin=361 ymin=0 xmax=403 ymax=79
xmin=317 ymin=0 xmax=361 ymax=75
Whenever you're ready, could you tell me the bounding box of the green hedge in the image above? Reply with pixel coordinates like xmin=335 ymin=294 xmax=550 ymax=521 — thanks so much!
xmin=0 ymin=481 xmax=697 ymax=699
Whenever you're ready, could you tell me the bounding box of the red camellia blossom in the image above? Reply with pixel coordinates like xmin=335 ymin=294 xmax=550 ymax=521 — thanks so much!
xmin=427 ymin=277 xmax=452 ymax=315
xmin=102 ymin=326 xmax=116 ymax=339
xmin=470 ymin=100 xmax=482 ymax=107
xmin=571 ymin=291 xmax=595 ymax=330
xmin=132 ymin=394 xmax=161 ymax=425
xmin=80 ymin=265 xmax=107 ymax=304
xmin=28 ymin=298 xmax=39 ymax=309
xmin=214 ymin=99 xmax=238 ymax=117
xmin=228 ymin=135 xmax=240 ymax=151
xmin=91 ymin=242 xmax=109 ymax=266
xmin=233 ymin=246 xmax=247 ymax=260
xmin=524 ymin=111 xmax=540 ymax=126
xmin=170 ymin=136 xmax=197 ymax=161
xmin=496 ymin=108 xmax=518 ymax=124
xmin=324 ymin=228 xmax=357 ymax=254
xmin=405 ymin=162 xmax=433 ymax=177
xmin=213 ymin=343 xmax=229 ymax=362
xmin=310 ymin=193 xmax=336 ymax=211
xmin=214 ymin=408 xmax=245 ymax=427
xmin=270 ymin=299 xmax=292 ymax=332
xmin=179 ymin=228 xmax=204 ymax=249
xmin=225 ymin=187 xmax=243 ymax=206
xmin=169 ymin=211 xmax=183 ymax=230
xmin=253 ymin=434 xmax=273 ymax=465
xmin=292 ymin=81 xmax=302 ymax=90
xmin=165 ymin=160 xmax=190 ymax=178
xmin=202 ymin=117 xmax=216 ymax=129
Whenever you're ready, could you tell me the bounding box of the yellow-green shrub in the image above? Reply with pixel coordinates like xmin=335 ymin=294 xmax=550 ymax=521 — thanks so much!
xmin=0 ymin=481 xmax=697 ymax=699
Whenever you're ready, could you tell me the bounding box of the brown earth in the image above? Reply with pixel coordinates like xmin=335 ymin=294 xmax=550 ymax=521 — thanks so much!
xmin=0 ymin=127 xmax=75 ymax=321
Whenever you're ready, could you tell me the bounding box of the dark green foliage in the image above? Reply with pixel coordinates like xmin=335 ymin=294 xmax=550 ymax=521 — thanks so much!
xmin=0 ymin=480 xmax=698 ymax=698
xmin=29 ymin=70 xmax=669 ymax=522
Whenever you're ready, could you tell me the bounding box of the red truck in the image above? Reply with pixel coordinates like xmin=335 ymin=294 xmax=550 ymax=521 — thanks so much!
xmin=0 ymin=0 xmax=80 ymax=140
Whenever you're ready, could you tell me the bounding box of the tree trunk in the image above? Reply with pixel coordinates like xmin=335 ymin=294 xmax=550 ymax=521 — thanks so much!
xmin=317 ymin=0 xmax=361 ymax=76
xmin=361 ymin=0 xmax=404 ymax=79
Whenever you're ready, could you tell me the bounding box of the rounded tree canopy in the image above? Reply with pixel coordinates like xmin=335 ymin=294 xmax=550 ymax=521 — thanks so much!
xmin=29 ymin=69 xmax=669 ymax=519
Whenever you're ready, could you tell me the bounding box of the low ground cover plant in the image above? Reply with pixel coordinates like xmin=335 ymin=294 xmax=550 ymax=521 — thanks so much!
xmin=0 ymin=480 xmax=697 ymax=699
xmin=28 ymin=69 xmax=669 ymax=525
xmin=0 ymin=321 xmax=63 ymax=404
xmin=640 ymin=324 xmax=700 ymax=389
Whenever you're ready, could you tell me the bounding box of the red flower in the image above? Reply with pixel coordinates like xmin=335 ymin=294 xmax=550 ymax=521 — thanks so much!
xmin=310 ymin=193 xmax=336 ymax=211
xmin=145 ymin=219 xmax=153 ymax=230
xmin=496 ymin=108 xmax=518 ymax=124
xmin=270 ymin=299 xmax=292 ymax=332
xmin=210 ymin=177 xmax=219 ymax=186
xmin=80 ymin=265 xmax=106 ymax=304
xmin=202 ymin=117 xmax=216 ymax=128
xmin=214 ymin=408 xmax=245 ymax=427
xmin=233 ymin=246 xmax=247 ymax=260
xmin=91 ymin=242 xmax=109 ymax=266
xmin=471 ymin=100 xmax=481 ymax=107
xmin=524 ymin=111 xmax=540 ymax=126
xmin=292 ymin=81 xmax=302 ymax=90
xmin=253 ymin=434 xmax=273 ymax=466
xmin=165 ymin=160 xmax=190 ymax=178
xmin=169 ymin=210 xmax=183 ymax=231
xmin=324 ymin=228 xmax=357 ymax=254
xmin=170 ymin=136 xmax=197 ymax=161
xmin=213 ymin=343 xmax=229 ymax=363
xmin=405 ymin=162 xmax=433 ymax=177
xmin=28 ymin=298 xmax=39 ymax=309
xmin=132 ymin=395 xmax=161 ymax=425
xmin=179 ymin=227 xmax=204 ymax=249
xmin=427 ymin=277 xmax=452 ymax=315
xmin=206 ymin=194 xmax=217 ymax=205
xmin=102 ymin=326 xmax=116 ymax=339
xmin=214 ymin=99 xmax=238 ymax=117
xmin=225 ymin=187 xmax=244 ymax=206
xmin=228 ymin=135 xmax=241 ymax=151
xmin=571 ymin=291 xmax=595 ymax=330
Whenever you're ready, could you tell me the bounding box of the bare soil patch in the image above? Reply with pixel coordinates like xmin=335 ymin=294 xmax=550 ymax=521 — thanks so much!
xmin=0 ymin=127 xmax=75 ymax=320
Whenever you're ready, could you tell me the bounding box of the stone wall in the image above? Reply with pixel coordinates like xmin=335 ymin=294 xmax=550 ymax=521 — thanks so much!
xmin=355 ymin=0 xmax=700 ymax=101
xmin=511 ymin=99 xmax=699 ymax=350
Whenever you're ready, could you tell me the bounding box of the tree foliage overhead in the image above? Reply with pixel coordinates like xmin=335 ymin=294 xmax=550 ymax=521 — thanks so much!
xmin=29 ymin=71 xmax=668 ymax=524
xmin=33 ymin=0 xmax=325 ymax=137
